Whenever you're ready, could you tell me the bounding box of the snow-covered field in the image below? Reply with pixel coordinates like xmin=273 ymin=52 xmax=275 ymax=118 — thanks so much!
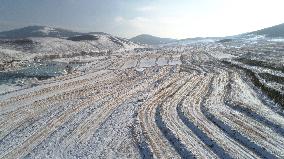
xmin=1 ymin=36 xmax=284 ymax=159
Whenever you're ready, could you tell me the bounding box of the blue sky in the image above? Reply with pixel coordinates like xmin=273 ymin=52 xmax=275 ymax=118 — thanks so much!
xmin=0 ymin=0 xmax=284 ymax=39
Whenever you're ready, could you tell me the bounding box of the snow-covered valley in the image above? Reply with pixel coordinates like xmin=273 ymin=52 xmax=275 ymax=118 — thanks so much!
xmin=0 ymin=27 xmax=284 ymax=158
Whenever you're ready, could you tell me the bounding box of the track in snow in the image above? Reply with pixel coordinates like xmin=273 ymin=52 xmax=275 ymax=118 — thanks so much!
xmin=1 ymin=50 xmax=284 ymax=159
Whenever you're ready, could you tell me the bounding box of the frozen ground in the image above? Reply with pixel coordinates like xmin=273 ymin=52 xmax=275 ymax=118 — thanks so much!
xmin=1 ymin=37 xmax=284 ymax=159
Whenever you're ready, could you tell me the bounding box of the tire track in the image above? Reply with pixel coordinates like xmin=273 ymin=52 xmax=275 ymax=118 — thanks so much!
xmin=1 ymin=67 xmax=164 ymax=159
xmin=225 ymin=72 xmax=284 ymax=136
xmin=158 ymin=75 xmax=219 ymax=158
xmin=0 ymin=70 xmax=113 ymax=114
xmin=202 ymin=71 xmax=281 ymax=158
xmin=178 ymin=74 xmax=260 ymax=158
xmin=62 ymin=67 xmax=175 ymax=148
xmin=0 ymin=70 xmax=142 ymax=155
xmin=0 ymin=70 xmax=132 ymax=140
xmin=138 ymin=75 xmax=186 ymax=158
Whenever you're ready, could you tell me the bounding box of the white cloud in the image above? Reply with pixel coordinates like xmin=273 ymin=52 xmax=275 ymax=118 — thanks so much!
xmin=114 ymin=0 xmax=284 ymax=39
xmin=136 ymin=6 xmax=157 ymax=12
xmin=114 ymin=16 xmax=124 ymax=23
xmin=129 ymin=17 xmax=151 ymax=28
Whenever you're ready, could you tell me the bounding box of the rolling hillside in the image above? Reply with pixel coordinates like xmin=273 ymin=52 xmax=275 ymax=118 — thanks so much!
xmin=130 ymin=34 xmax=176 ymax=45
xmin=250 ymin=23 xmax=284 ymax=38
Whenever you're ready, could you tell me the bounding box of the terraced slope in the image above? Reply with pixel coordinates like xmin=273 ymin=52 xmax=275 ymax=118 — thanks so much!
xmin=1 ymin=50 xmax=284 ymax=158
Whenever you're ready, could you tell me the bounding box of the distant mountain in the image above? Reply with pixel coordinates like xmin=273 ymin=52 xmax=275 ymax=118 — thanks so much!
xmin=249 ymin=23 xmax=284 ymax=38
xmin=0 ymin=26 xmax=81 ymax=39
xmin=88 ymin=32 xmax=110 ymax=36
xmin=180 ymin=37 xmax=220 ymax=43
xmin=130 ymin=34 xmax=176 ymax=45
xmin=67 ymin=35 xmax=99 ymax=41
xmin=0 ymin=26 xmax=142 ymax=63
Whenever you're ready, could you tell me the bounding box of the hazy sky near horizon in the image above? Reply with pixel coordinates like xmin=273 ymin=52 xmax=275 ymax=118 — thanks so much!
xmin=0 ymin=0 xmax=284 ymax=39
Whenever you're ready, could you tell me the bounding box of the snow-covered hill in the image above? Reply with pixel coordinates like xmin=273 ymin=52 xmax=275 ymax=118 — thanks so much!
xmin=130 ymin=34 xmax=177 ymax=45
xmin=0 ymin=26 xmax=141 ymax=64
xmin=249 ymin=23 xmax=284 ymax=38
xmin=0 ymin=26 xmax=82 ymax=39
